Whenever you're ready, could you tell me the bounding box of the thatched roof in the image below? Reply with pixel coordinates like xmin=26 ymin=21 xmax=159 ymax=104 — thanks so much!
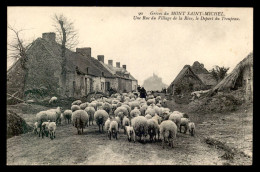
xmin=169 ymin=65 xmax=204 ymax=87
xmin=197 ymin=73 xmax=217 ymax=86
xmin=211 ymin=52 xmax=253 ymax=92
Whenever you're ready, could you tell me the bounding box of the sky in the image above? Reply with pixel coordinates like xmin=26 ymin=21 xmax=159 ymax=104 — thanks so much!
xmin=7 ymin=7 xmax=253 ymax=86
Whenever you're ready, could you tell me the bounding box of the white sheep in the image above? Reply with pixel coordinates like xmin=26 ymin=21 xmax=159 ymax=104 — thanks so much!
xmin=121 ymin=104 xmax=131 ymax=115
xmin=130 ymin=108 xmax=141 ymax=119
xmin=104 ymin=118 xmax=111 ymax=138
xmin=88 ymin=102 xmax=97 ymax=111
xmin=63 ymin=110 xmax=72 ymax=124
xmin=147 ymin=98 xmax=156 ymax=106
xmin=145 ymin=107 xmax=156 ymax=117
xmin=155 ymin=96 xmax=161 ymax=104
xmin=131 ymin=116 xmax=148 ymax=143
xmin=125 ymin=126 xmax=136 ymax=142
xmin=160 ymin=120 xmax=177 ymax=148
xmin=114 ymin=107 xmax=129 ymax=127
xmin=72 ymin=110 xmax=89 ymax=134
xmin=145 ymin=114 xmax=152 ymax=120
xmin=49 ymin=96 xmax=57 ymax=104
xmin=102 ymin=103 xmax=112 ymax=114
xmin=46 ymin=107 xmax=62 ymax=125
xmin=48 ymin=122 xmax=56 ymax=140
xmin=94 ymin=110 xmax=109 ymax=133
xmin=147 ymin=118 xmax=160 ymax=142
xmin=129 ymin=101 xmax=140 ymax=110
xmin=115 ymin=116 xmax=121 ymax=129
xmin=180 ymin=117 xmax=190 ymax=134
xmin=84 ymin=106 xmax=95 ymax=126
xmin=79 ymin=102 xmax=89 ymax=110
xmin=90 ymin=97 xmax=96 ymax=102
xmin=168 ymin=112 xmax=182 ymax=132
xmin=36 ymin=111 xmax=48 ymax=137
xmin=188 ymin=122 xmax=196 ymax=136
xmin=140 ymin=104 xmax=148 ymax=116
xmin=152 ymin=114 xmax=162 ymax=125
xmin=122 ymin=116 xmax=130 ymax=134
xmin=71 ymin=100 xmax=82 ymax=106
xmin=108 ymin=120 xmax=119 ymax=140
xmin=71 ymin=105 xmax=81 ymax=112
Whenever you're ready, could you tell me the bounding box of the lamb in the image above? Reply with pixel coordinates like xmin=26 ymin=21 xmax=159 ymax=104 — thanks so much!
xmin=159 ymin=120 xmax=177 ymax=148
xmin=94 ymin=110 xmax=109 ymax=133
xmin=79 ymin=102 xmax=89 ymax=110
xmin=63 ymin=110 xmax=72 ymax=124
xmin=72 ymin=110 xmax=89 ymax=134
xmin=49 ymin=96 xmax=57 ymax=104
xmin=152 ymin=114 xmax=162 ymax=125
xmin=48 ymin=122 xmax=56 ymax=140
xmin=147 ymin=118 xmax=160 ymax=142
xmin=41 ymin=120 xmax=50 ymax=138
xmin=125 ymin=126 xmax=136 ymax=142
xmin=180 ymin=118 xmax=190 ymax=133
xmin=131 ymin=116 xmax=148 ymax=143
xmin=84 ymin=106 xmax=95 ymax=126
xmin=108 ymin=120 xmax=119 ymax=140
xmin=36 ymin=111 xmax=48 ymax=137
xmin=130 ymin=108 xmax=141 ymax=119
xmin=122 ymin=116 xmax=130 ymax=134
xmin=145 ymin=114 xmax=152 ymax=119
xmin=71 ymin=100 xmax=82 ymax=106
xmin=33 ymin=122 xmax=40 ymax=135
xmin=114 ymin=107 xmax=129 ymax=126
xmin=115 ymin=116 xmax=121 ymax=129
xmin=154 ymin=106 xmax=163 ymax=116
xmin=188 ymin=122 xmax=196 ymax=136
xmin=104 ymin=118 xmax=111 ymax=138
xmin=71 ymin=105 xmax=81 ymax=112
xmin=140 ymin=104 xmax=148 ymax=116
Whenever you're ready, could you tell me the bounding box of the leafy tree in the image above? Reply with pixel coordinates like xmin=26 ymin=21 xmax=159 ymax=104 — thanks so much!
xmin=209 ymin=65 xmax=229 ymax=82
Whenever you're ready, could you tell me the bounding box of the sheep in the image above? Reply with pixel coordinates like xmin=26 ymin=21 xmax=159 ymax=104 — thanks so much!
xmin=90 ymin=97 xmax=95 ymax=102
xmin=130 ymin=108 xmax=141 ymax=119
xmin=33 ymin=122 xmax=40 ymax=135
xmin=94 ymin=110 xmax=109 ymax=133
xmin=168 ymin=112 xmax=182 ymax=132
xmin=129 ymin=101 xmax=140 ymax=110
xmin=145 ymin=114 xmax=152 ymax=120
xmin=48 ymin=122 xmax=56 ymax=140
xmin=108 ymin=120 xmax=119 ymax=140
xmin=180 ymin=118 xmax=190 ymax=134
xmin=88 ymin=102 xmax=97 ymax=111
xmin=114 ymin=107 xmax=129 ymax=127
xmin=145 ymin=108 xmax=156 ymax=117
xmin=147 ymin=99 xmax=156 ymax=106
xmin=79 ymin=102 xmax=89 ymax=110
xmin=102 ymin=103 xmax=112 ymax=114
xmin=160 ymin=120 xmax=177 ymax=148
xmin=125 ymin=126 xmax=136 ymax=142
xmin=122 ymin=116 xmax=130 ymax=134
xmin=116 ymin=102 xmax=122 ymax=108
xmin=71 ymin=105 xmax=81 ymax=112
xmin=147 ymin=119 xmax=160 ymax=142
xmin=147 ymin=95 xmax=154 ymax=100
xmin=115 ymin=116 xmax=121 ymax=129
xmin=41 ymin=120 xmax=50 ymax=138
xmin=154 ymin=106 xmax=163 ymax=116
xmin=156 ymin=103 xmax=162 ymax=107
xmin=140 ymin=104 xmax=148 ymax=116
xmin=96 ymin=102 xmax=104 ymax=109
xmin=188 ymin=122 xmax=196 ymax=136
xmin=46 ymin=107 xmax=62 ymax=125
xmin=72 ymin=110 xmax=89 ymax=134
xmin=104 ymin=118 xmax=111 ymax=138
xmin=72 ymin=100 xmax=82 ymax=106
xmin=131 ymin=116 xmax=148 ymax=143
xmin=63 ymin=110 xmax=72 ymax=124
xmin=155 ymin=96 xmax=161 ymax=104
xmin=121 ymin=104 xmax=131 ymax=115
xmin=84 ymin=106 xmax=95 ymax=126
xmin=49 ymin=96 xmax=57 ymax=104
xmin=152 ymin=114 xmax=162 ymax=125
xmin=36 ymin=111 xmax=48 ymax=137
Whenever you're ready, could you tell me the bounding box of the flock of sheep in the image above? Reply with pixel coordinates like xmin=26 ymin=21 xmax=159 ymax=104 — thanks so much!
xmin=33 ymin=92 xmax=196 ymax=148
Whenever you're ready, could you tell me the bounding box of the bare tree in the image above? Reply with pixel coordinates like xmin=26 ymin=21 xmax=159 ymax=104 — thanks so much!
xmin=8 ymin=25 xmax=33 ymax=70
xmin=52 ymin=14 xmax=79 ymax=94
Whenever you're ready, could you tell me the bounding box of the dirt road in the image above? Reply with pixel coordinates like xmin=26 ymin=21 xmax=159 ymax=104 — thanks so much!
xmin=6 ymin=101 xmax=252 ymax=165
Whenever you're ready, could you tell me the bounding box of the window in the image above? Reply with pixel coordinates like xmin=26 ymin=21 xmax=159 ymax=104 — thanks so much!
xmin=86 ymin=67 xmax=89 ymax=74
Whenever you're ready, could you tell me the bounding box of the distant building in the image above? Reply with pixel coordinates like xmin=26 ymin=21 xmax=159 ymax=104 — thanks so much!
xmin=142 ymin=73 xmax=168 ymax=91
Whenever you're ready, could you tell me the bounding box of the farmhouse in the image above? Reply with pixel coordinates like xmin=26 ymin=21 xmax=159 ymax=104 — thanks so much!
xmin=167 ymin=65 xmax=205 ymax=95
xmin=211 ymin=52 xmax=253 ymax=102
xmin=7 ymin=32 xmax=138 ymax=100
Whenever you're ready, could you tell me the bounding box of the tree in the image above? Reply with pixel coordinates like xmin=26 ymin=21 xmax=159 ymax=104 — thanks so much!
xmin=52 ymin=14 xmax=79 ymax=95
xmin=8 ymin=25 xmax=33 ymax=70
xmin=209 ymin=65 xmax=230 ymax=83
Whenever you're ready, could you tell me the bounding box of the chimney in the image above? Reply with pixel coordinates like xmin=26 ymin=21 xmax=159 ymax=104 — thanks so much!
xmin=76 ymin=47 xmax=91 ymax=57
xmin=97 ymin=55 xmax=104 ymax=63
xmin=116 ymin=62 xmax=120 ymax=68
xmin=42 ymin=32 xmax=56 ymax=43
xmin=122 ymin=65 xmax=126 ymax=70
xmin=108 ymin=60 xmax=113 ymax=66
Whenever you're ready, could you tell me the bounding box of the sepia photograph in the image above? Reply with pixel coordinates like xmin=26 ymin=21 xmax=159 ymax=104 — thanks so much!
xmin=6 ymin=6 xmax=253 ymax=165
